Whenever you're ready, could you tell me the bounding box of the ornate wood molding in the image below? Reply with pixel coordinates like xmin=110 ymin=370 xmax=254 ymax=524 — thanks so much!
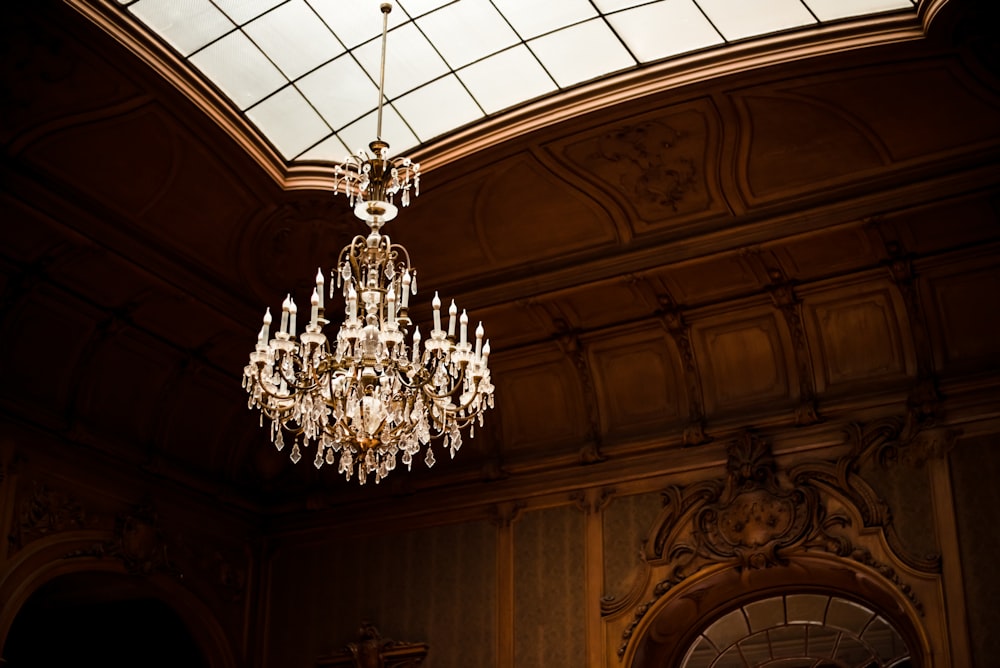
xmin=606 ymin=418 xmax=951 ymax=659
xmin=317 ymin=623 xmax=427 ymax=668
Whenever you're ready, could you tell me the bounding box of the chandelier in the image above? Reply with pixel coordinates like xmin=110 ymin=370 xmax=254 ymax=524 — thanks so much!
xmin=243 ymin=3 xmax=494 ymax=485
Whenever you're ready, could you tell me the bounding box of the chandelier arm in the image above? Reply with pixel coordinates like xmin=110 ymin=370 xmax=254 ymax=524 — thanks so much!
xmin=253 ymin=364 xmax=294 ymax=402
xmin=268 ymin=353 xmax=322 ymax=394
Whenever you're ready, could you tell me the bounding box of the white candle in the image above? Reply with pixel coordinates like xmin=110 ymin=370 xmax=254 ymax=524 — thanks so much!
xmin=460 ymin=309 xmax=468 ymax=345
xmin=348 ymin=284 xmax=358 ymax=323
xmin=401 ymin=272 xmax=411 ymax=308
xmin=280 ymin=295 xmax=290 ymax=334
xmin=263 ymin=307 xmax=272 ymax=341
xmin=448 ymin=300 xmax=457 ymax=338
xmin=482 ymin=340 xmax=491 ymax=364
xmin=387 ymin=286 xmax=396 ymax=325
xmin=315 ymin=269 xmax=324 ymax=310
xmin=475 ymin=321 xmax=484 ymax=357
xmin=310 ymin=288 xmax=319 ymax=326
xmin=412 ymin=326 xmax=421 ymax=363
xmin=432 ymin=292 xmax=441 ymax=333
xmin=288 ymin=298 xmax=297 ymax=337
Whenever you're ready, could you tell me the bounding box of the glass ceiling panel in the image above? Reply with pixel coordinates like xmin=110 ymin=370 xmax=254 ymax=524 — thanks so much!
xmin=458 ymin=45 xmax=558 ymax=114
xmin=130 ymin=0 xmax=233 ymax=57
xmin=188 ymin=30 xmax=287 ymax=108
xmin=804 ymin=0 xmax=914 ymax=21
xmin=297 ymin=54 xmax=379 ymax=130
xmin=119 ymin=0 xmax=919 ymax=163
xmin=491 ymin=0 xmax=598 ymax=40
xmin=415 ymin=0 xmax=519 ymax=69
xmin=246 ymin=85 xmax=330 ymax=158
xmin=394 ymin=74 xmax=484 ymax=141
xmin=212 ymin=0 xmax=285 ymax=24
xmin=529 ymin=19 xmax=636 ymax=88
xmin=352 ymin=22 xmax=448 ymax=99
xmin=697 ymin=0 xmax=817 ymax=41
xmin=243 ymin=0 xmax=345 ymax=79
xmin=608 ymin=1 xmax=725 ymax=63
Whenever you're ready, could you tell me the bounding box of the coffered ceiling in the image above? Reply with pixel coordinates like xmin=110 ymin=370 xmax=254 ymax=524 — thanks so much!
xmin=2 ymin=0 xmax=999 ymax=512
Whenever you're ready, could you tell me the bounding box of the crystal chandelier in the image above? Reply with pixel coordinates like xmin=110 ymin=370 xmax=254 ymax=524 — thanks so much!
xmin=243 ymin=3 xmax=494 ymax=485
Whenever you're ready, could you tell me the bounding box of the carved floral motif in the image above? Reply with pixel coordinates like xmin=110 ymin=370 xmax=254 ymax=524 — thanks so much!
xmin=590 ymin=121 xmax=698 ymax=215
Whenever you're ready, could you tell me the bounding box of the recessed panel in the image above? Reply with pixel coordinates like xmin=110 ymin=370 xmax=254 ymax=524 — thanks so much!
xmin=804 ymin=287 xmax=911 ymax=391
xmin=692 ymin=311 xmax=793 ymax=414
xmin=926 ymin=263 xmax=1000 ymax=370
xmin=493 ymin=350 xmax=587 ymax=452
xmin=588 ymin=328 xmax=683 ymax=436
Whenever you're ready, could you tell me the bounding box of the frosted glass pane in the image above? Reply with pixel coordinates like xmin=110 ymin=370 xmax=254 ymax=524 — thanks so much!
xmin=394 ymin=76 xmax=483 ymax=141
xmin=298 ymin=134 xmax=351 ymax=162
xmin=339 ymin=107 xmax=419 ymax=156
xmin=353 ymin=23 xmax=448 ymax=98
xmin=529 ymin=19 xmax=636 ymax=88
xmin=298 ymin=55 xmax=379 ymax=130
xmin=212 ymin=0 xmax=284 ymax=24
xmin=608 ymin=1 xmax=723 ymax=63
xmin=696 ymin=0 xmax=816 ymax=41
xmin=594 ymin=0 xmax=647 ymax=10
xmin=310 ymin=0 xmax=410 ymax=48
xmin=804 ymin=0 xmax=913 ymax=21
xmin=190 ymin=31 xmax=287 ymax=107
xmin=130 ymin=0 xmax=233 ymax=56
xmin=492 ymin=0 xmax=598 ymax=39
xmin=244 ymin=0 xmax=344 ymax=79
xmin=247 ymin=87 xmax=331 ymax=159
xmin=459 ymin=46 xmax=557 ymax=114
xmin=398 ymin=0 xmax=452 ymax=18
xmin=416 ymin=0 xmax=520 ymax=69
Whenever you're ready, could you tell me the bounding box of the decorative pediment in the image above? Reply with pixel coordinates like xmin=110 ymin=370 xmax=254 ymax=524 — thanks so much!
xmin=607 ymin=417 xmax=954 ymax=659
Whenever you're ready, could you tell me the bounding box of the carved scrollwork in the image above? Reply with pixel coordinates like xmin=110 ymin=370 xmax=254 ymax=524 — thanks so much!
xmin=317 ymin=623 xmax=428 ymax=668
xmin=65 ymin=502 xmax=180 ymax=578
xmin=614 ymin=422 xmax=945 ymax=659
xmin=8 ymin=481 xmax=88 ymax=552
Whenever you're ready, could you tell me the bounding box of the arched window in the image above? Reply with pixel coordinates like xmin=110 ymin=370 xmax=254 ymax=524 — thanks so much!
xmin=681 ymin=594 xmax=912 ymax=668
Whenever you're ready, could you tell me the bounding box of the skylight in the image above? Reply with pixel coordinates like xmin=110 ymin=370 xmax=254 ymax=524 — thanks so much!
xmin=115 ymin=0 xmax=917 ymax=162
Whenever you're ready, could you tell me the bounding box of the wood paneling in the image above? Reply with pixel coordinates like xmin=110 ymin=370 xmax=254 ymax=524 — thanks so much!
xmin=692 ymin=310 xmax=796 ymax=415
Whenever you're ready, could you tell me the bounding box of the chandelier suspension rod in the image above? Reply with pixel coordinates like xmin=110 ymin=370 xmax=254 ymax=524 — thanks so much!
xmin=376 ymin=2 xmax=392 ymax=140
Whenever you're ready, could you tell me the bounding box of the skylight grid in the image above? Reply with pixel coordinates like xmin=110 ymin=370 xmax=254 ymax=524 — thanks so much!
xmin=120 ymin=0 xmax=919 ymax=162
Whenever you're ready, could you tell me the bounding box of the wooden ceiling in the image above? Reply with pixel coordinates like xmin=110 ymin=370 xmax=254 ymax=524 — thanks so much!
xmin=2 ymin=0 xmax=999 ymax=512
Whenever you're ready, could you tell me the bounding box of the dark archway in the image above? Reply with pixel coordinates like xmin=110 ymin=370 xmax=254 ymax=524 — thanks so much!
xmin=2 ymin=571 xmax=207 ymax=668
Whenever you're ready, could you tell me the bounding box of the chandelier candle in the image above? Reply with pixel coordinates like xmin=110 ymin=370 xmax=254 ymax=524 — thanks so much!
xmin=243 ymin=2 xmax=495 ymax=485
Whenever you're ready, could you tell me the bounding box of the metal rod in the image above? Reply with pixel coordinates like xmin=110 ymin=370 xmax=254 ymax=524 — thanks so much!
xmin=377 ymin=3 xmax=392 ymax=141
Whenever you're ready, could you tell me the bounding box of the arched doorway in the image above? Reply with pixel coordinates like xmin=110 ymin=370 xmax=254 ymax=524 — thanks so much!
xmin=2 ymin=571 xmax=207 ymax=668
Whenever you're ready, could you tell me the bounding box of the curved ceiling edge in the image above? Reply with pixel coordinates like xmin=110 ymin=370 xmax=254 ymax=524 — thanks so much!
xmin=66 ymin=0 xmax=942 ymax=193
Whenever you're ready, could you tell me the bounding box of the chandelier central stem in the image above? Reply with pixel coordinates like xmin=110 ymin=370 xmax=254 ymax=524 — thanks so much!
xmin=376 ymin=3 xmax=391 ymax=141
